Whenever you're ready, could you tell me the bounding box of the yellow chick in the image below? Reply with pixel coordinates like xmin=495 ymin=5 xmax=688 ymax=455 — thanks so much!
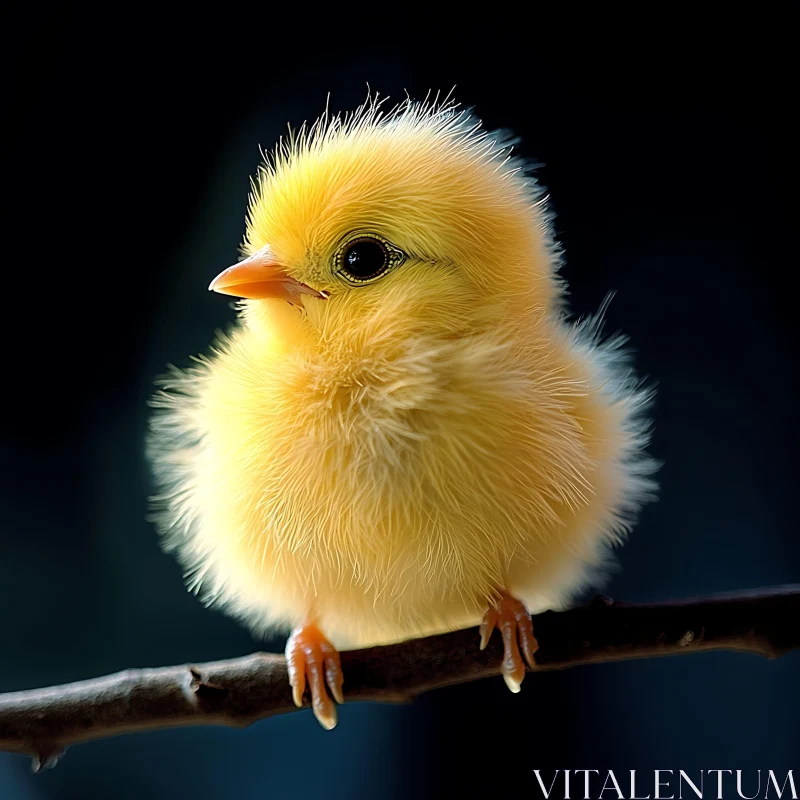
xmin=149 ymin=95 xmax=657 ymax=729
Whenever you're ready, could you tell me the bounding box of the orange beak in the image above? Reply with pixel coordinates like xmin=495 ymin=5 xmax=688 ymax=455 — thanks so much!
xmin=209 ymin=246 xmax=328 ymax=304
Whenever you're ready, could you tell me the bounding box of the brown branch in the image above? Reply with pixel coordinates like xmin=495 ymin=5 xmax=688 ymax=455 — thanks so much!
xmin=2 ymin=585 xmax=798 ymax=771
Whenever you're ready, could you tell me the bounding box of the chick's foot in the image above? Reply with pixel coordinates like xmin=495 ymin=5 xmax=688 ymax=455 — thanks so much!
xmin=285 ymin=623 xmax=344 ymax=730
xmin=479 ymin=592 xmax=539 ymax=692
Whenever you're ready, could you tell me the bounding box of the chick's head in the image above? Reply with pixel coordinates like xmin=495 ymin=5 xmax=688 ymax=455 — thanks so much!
xmin=210 ymin=98 xmax=560 ymax=348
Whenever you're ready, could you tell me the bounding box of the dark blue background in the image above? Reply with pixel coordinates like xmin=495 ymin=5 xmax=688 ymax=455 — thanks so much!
xmin=3 ymin=11 xmax=796 ymax=799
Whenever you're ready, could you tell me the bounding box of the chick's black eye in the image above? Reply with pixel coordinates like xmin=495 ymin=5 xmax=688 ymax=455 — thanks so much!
xmin=342 ymin=239 xmax=389 ymax=281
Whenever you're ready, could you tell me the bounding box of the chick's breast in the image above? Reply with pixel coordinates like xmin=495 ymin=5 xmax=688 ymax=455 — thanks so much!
xmin=150 ymin=296 xmax=653 ymax=650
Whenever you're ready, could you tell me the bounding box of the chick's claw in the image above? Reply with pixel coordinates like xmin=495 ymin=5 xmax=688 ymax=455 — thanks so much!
xmin=285 ymin=624 xmax=344 ymax=730
xmin=479 ymin=592 xmax=539 ymax=693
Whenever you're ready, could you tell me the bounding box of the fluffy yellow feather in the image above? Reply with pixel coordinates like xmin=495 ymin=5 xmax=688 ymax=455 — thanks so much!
xmin=149 ymin=95 xmax=657 ymax=727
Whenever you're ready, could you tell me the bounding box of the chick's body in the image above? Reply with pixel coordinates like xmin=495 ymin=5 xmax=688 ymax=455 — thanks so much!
xmin=150 ymin=99 xmax=656 ymax=696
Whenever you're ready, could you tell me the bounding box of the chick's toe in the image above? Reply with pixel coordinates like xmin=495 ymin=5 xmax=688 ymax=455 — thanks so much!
xmin=285 ymin=623 xmax=344 ymax=730
xmin=479 ymin=592 xmax=539 ymax=693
